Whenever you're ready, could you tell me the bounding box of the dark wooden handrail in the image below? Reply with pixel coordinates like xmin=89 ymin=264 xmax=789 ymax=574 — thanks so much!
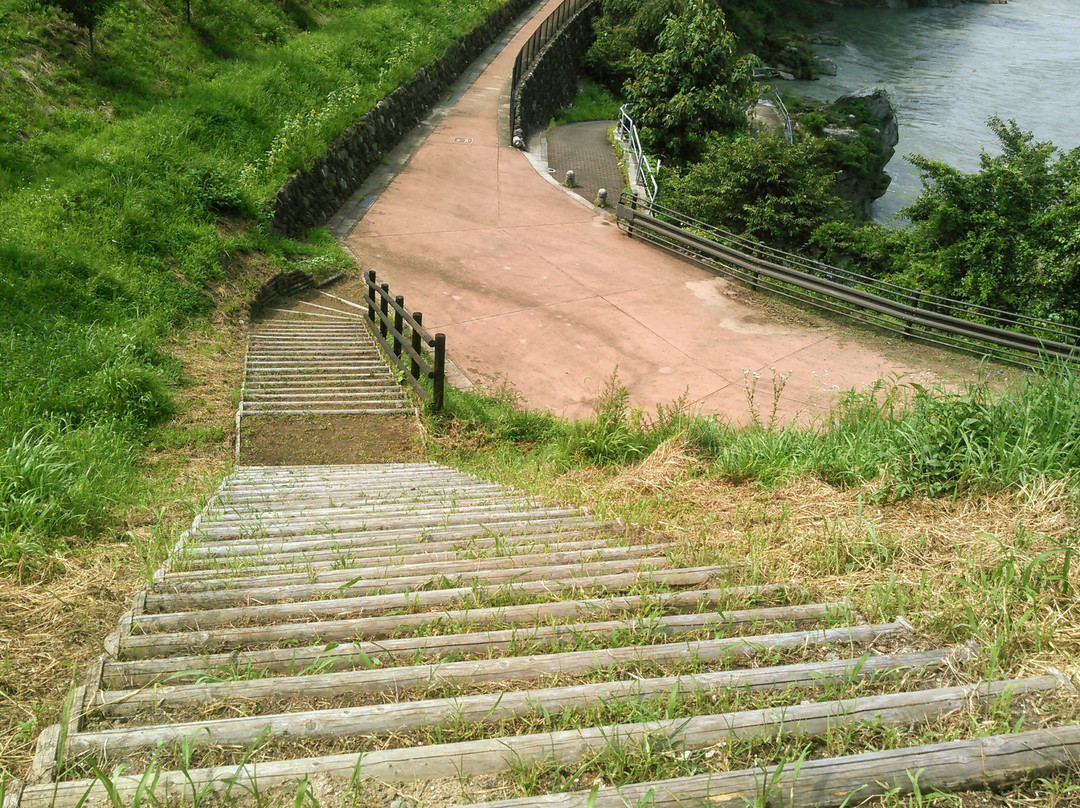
xmin=362 ymin=270 xmax=445 ymax=410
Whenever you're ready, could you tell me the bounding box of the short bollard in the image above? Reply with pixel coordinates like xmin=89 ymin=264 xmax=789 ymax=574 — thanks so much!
xmin=596 ymin=188 xmax=608 ymax=207
xmin=565 ymin=169 xmax=576 ymax=187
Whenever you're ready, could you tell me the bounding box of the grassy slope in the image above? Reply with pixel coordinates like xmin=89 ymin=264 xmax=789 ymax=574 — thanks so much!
xmin=0 ymin=0 xmax=503 ymax=568
xmin=431 ymin=368 xmax=1080 ymax=720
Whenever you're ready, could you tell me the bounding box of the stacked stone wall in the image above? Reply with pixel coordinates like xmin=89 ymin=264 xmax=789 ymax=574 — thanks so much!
xmin=512 ymin=3 xmax=599 ymax=139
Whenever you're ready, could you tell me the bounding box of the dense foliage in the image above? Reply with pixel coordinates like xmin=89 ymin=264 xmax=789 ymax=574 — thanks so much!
xmin=585 ymin=0 xmax=1080 ymax=328
xmin=661 ymin=134 xmax=844 ymax=251
xmin=623 ymin=0 xmax=758 ymax=163
xmin=899 ymin=118 xmax=1080 ymax=326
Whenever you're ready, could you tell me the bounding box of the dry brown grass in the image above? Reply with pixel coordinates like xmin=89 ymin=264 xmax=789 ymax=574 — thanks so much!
xmin=553 ymin=450 xmax=1080 ymax=686
xmin=0 ymin=277 xmax=248 ymax=780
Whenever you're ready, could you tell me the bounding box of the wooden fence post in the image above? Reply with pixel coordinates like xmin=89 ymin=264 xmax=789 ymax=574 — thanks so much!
xmin=433 ymin=333 xmax=446 ymax=412
xmin=411 ymin=313 xmax=423 ymax=380
xmin=393 ymin=295 xmax=404 ymax=358
xmin=365 ymin=270 xmax=377 ymax=324
xmin=379 ymin=283 xmax=390 ymax=339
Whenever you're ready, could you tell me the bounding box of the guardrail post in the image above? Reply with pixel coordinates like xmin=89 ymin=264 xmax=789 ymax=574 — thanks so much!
xmin=432 ymin=333 xmax=446 ymax=411
xmin=411 ymin=312 xmax=423 ymax=380
xmin=393 ymin=295 xmax=404 ymax=358
xmin=379 ymin=283 xmax=390 ymax=339
xmin=365 ymin=270 xmax=377 ymax=324
xmin=627 ymin=193 xmax=638 ymax=238
xmin=904 ymin=290 xmax=922 ymax=339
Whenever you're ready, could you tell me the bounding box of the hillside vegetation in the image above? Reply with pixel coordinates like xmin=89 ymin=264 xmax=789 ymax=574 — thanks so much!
xmin=0 ymin=0 xmax=505 ymax=570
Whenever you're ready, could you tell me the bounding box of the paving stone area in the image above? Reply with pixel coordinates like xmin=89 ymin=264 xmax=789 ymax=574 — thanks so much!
xmin=542 ymin=119 xmax=625 ymax=208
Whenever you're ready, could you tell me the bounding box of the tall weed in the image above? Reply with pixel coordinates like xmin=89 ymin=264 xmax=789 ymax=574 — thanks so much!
xmin=0 ymin=417 xmax=141 ymax=571
xmin=443 ymin=364 xmax=1080 ymax=502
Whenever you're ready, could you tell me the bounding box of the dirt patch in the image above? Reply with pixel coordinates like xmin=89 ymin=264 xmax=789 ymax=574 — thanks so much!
xmin=240 ymin=414 xmax=424 ymax=465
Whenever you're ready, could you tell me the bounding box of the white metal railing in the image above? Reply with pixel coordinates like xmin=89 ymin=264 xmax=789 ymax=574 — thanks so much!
xmin=617 ymin=104 xmax=661 ymax=207
xmin=773 ymin=92 xmax=794 ymax=144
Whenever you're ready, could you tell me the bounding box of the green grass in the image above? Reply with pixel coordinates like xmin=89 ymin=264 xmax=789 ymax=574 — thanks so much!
xmin=434 ymin=364 xmax=1080 ymax=503
xmin=0 ymin=0 xmax=506 ymax=570
xmin=553 ymin=80 xmax=624 ymax=125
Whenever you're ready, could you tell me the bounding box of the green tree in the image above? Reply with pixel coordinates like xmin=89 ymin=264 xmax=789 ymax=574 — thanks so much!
xmin=586 ymin=0 xmax=680 ymax=90
xmin=623 ymin=0 xmax=758 ymax=164
xmin=901 ymin=117 xmax=1080 ymax=325
xmin=51 ymin=0 xmax=115 ymax=56
xmin=662 ymin=134 xmax=844 ymax=252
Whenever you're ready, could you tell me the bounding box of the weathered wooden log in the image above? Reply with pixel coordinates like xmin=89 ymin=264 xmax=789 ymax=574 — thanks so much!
xmin=155 ymin=543 xmax=667 ymax=594
xmin=107 ymin=601 xmax=842 ymax=686
xmin=190 ymin=507 xmax=586 ymax=544
xmin=156 ymin=533 xmax=628 ymax=584
xmin=192 ymin=499 xmax=541 ymax=536
xmin=117 ymin=584 xmax=787 ymax=659
xmin=37 ymin=679 xmax=1066 ymax=808
xmin=203 ymin=485 xmax=512 ymax=520
xmin=73 ymin=646 xmax=964 ymax=758
xmin=96 ymin=623 xmax=903 ymax=717
xmin=131 ymin=565 xmax=738 ymax=634
xmin=143 ymin=556 xmax=678 ymax=613
xmin=172 ymin=517 xmax=613 ymax=569
xmin=465 ymin=717 xmax=1080 ymax=807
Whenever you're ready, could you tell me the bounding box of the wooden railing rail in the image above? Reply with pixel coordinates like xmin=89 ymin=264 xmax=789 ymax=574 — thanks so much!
xmin=363 ymin=270 xmax=446 ymax=410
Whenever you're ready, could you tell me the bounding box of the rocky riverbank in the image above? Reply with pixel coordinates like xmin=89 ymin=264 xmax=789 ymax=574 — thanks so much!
xmin=789 ymin=87 xmax=899 ymax=219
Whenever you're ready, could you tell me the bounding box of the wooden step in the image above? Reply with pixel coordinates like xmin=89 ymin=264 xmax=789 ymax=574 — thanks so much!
xmin=463 ymin=715 xmax=1080 ymax=808
xmin=117 ymin=585 xmax=787 ymax=658
xmin=130 ymin=566 xmax=739 ymax=634
xmin=39 ymin=676 xmax=1056 ymax=808
xmin=106 ymin=601 xmax=843 ymax=686
xmin=96 ymin=623 xmax=905 ymax=717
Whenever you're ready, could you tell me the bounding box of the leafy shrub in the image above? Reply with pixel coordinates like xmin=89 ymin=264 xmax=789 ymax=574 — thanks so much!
xmin=662 ymin=133 xmax=845 ymax=251
xmin=623 ymin=0 xmax=758 ymax=164
xmin=899 ymin=118 xmax=1080 ymax=326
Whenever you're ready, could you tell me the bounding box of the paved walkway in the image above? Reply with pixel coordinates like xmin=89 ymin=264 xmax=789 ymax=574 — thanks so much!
xmin=543 ymin=120 xmax=625 ymax=207
xmin=342 ymin=0 xmax=953 ymax=422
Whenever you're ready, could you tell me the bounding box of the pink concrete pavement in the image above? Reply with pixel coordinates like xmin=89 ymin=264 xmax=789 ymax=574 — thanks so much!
xmin=344 ymin=0 xmax=957 ymax=422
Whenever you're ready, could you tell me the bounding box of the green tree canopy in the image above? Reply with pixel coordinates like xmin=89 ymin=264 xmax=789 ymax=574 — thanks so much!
xmin=662 ymin=133 xmax=844 ymax=252
xmin=623 ymin=0 xmax=758 ymax=164
xmin=901 ymin=117 xmax=1080 ymax=325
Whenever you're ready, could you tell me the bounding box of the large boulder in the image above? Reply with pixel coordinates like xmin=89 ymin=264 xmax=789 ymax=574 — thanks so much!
xmin=836 ymin=87 xmax=895 ymax=123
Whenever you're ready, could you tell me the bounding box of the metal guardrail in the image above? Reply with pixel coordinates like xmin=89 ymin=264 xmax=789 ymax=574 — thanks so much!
xmin=773 ymin=92 xmax=794 ymax=144
xmin=617 ymin=104 xmax=661 ymax=207
xmin=508 ymin=0 xmax=594 ymax=140
xmin=616 ymin=193 xmax=1080 ymax=369
xmin=363 ymin=270 xmax=446 ymax=410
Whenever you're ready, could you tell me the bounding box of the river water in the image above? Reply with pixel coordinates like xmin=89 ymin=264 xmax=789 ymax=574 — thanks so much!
xmin=788 ymin=0 xmax=1080 ymax=224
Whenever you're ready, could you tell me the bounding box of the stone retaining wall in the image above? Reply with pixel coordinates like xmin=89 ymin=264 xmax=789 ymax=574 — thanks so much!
xmin=248 ymin=270 xmax=315 ymax=319
xmin=271 ymin=0 xmax=534 ymax=237
xmin=512 ymin=2 xmax=598 ymax=139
